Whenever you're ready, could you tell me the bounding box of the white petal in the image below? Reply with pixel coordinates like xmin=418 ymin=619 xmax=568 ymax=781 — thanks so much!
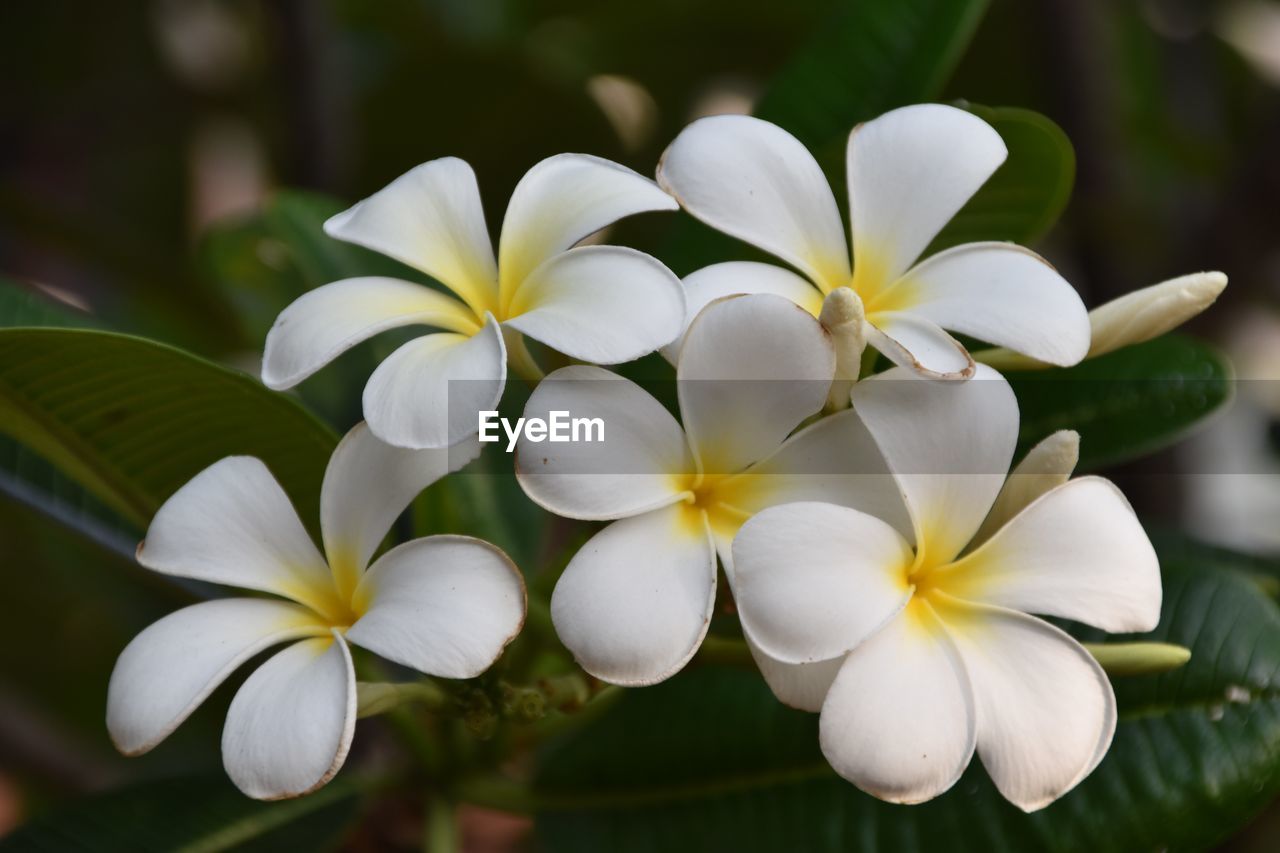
xmin=847 ymin=104 xmax=1006 ymax=291
xmin=943 ymin=477 xmax=1162 ymax=633
xmin=852 ymin=365 xmax=1017 ymax=564
xmin=498 ymin=153 xmax=677 ymax=301
xmin=889 ymin=243 xmax=1090 ymax=367
xmin=726 ymin=407 xmax=912 ymax=541
xmin=550 ymin=504 xmax=716 ymax=685
xmin=324 ymin=158 xmax=499 ymax=316
xmin=362 ymin=320 xmax=506 ymax=450
xmin=107 ymin=599 xmax=326 ymax=756
xmin=936 ymin=599 xmax=1115 ymax=812
xmin=660 ymin=262 xmax=824 ymax=363
xmin=733 ymin=502 xmax=912 ymax=665
xmin=503 ymin=245 xmax=685 ymax=364
xmin=678 ymin=294 xmax=834 ymax=475
xmin=865 ymin=313 xmax=975 ymax=379
xmin=222 ymin=634 xmax=356 ymax=800
xmin=347 ymin=536 xmax=525 ymax=678
xmin=657 ymin=115 xmax=851 ymax=291
xmin=514 ymin=365 xmax=690 ymax=520
xmin=973 ymin=430 xmax=1079 ymax=546
xmin=819 ymin=604 xmax=976 ymax=804
xmin=137 ymin=457 xmax=337 ymax=615
xmin=261 ymin=278 xmax=480 ymax=390
xmin=747 ymin=636 xmax=844 ymax=713
xmin=320 ymin=422 xmax=482 ymax=589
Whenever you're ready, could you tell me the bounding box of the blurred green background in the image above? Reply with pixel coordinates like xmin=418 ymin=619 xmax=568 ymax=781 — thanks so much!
xmin=4 ymin=0 xmax=1280 ymax=850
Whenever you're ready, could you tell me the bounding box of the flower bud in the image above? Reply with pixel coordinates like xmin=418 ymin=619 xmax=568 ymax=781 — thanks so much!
xmin=819 ymin=287 xmax=866 ymax=410
xmin=1087 ymin=271 xmax=1227 ymax=358
xmin=1083 ymin=641 xmax=1192 ymax=676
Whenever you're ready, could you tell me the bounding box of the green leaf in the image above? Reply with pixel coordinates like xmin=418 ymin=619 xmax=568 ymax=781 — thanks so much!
xmin=1010 ymin=334 xmax=1231 ymax=471
xmin=753 ymin=0 xmax=991 ymax=151
xmin=533 ymin=543 xmax=1280 ymax=852
xmin=929 ymin=105 xmax=1075 ymax=251
xmin=0 ymin=775 xmax=365 ymax=852
xmin=0 ymin=276 xmax=100 ymax=330
xmin=0 ymin=328 xmax=336 ymax=532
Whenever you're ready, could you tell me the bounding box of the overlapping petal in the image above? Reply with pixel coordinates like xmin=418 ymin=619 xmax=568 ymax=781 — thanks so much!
xmin=943 ymin=477 xmax=1162 ymax=632
xmin=515 ymin=365 xmax=690 ymax=520
xmin=865 ymin=314 xmax=975 ymax=379
xmin=324 ymin=158 xmax=498 ymax=316
xmin=657 ymin=115 xmax=851 ymax=291
xmin=347 ymin=536 xmax=525 ymax=679
xmin=221 ymin=634 xmax=356 ymax=800
xmin=362 ymin=319 xmax=506 ymax=450
xmin=320 ymin=422 xmax=481 ymax=592
xmin=847 ymin=104 xmax=1006 ymax=293
xmin=678 ymin=294 xmax=834 ymax=475
xmin=733 ymin=502 xmax=912 ymax=665
xmin=550 ymin=505 xmax=716 ymax=685
xmin=852 ymin=365 xmax=1017 ymax=564
xmin=972 ymin=430 xmax=1079 ymax=545
xmin=261 ymin=278 xmax=479 ymax=390
xmin=935 ymin=599 xmax=1116 ymax=812
xmin=136 ymin=457 xmax=336 ymax=615
xmin=661 ymin=262 xmax=824 ymax=362
xmin=503 ymin=245 xmax=684 ymax=364
xmin=747 ymin=639 xmax=844 ymax=713
xmin=107 ymin=599 xmax=326 ymax=756
xmin=887 ymin=243 xmax=1089 ymax=367
xmin=819 ymin=604 xmax=977 ymax=804
xmin=498 ymin=153 xmax=677 ymax=303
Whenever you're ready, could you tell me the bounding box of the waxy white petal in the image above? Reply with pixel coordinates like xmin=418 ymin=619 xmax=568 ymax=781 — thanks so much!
xmin=550 ymin=504 xmax=716 ymax=685
xmin=894 ymin=243 xmax=1089 ymax=367
xmin=498 ymin=153 xmax=677 ymax=301
xmin=727 ymin=408 xmax=912 ymax=541
xmin=107 ymin=599 xmax=326 ymax=756
xmin=657 ymin=115 xmax=851 ymax=291
xmin=137 ymin=457 xmax=334 ymax=613
xmin=936 ymin=599 xmax=1115 ymax=812
xmin=261 ymin=277 xmax=479 ymax=391
xmin=733 ymin=502 xmax=912 ymax=665
xmin=222 ymin=634 xmax=356 ymax=800
xmin=973 ymin=430 xmax=1079 ymax=546
xmin=362 ymin=319 xmax=506 ymax=450
xmin=324 ymin=158 xmax=498 ymax=316
xmin=847 ymin=104 xmax=1006 ymax=292
xmin=515 ymin=365 xmax=690 ymax=520
xmin=320 ymin=422 xmax=481 ymax=587
xmin=503 ymin=245 xmax=685 ymax=363
xmin=853 ymin=365 xmax=1017 ymax=564
xmin=865 ymin=313 xmax=975 ymax=379
xmin=944 ymin=477 xmax=1162 ymax=633
xmin=819 ymin=604 xmax=977 ymax=804
xmin=661 ymin=261 xmax=824 ymax=362
xmin=747 ymin=638 xmax=844 ymax=713
xmin=347 ymin=536 xmax=525 ymax=679
xmin=678 ymin=294 xmax=834 ymax=475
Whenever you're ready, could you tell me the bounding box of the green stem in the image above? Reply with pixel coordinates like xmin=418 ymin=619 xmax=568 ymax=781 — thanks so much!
xmin=424 ymin=793 xmax=459 ymax=853
xmin=504 ymin=329 xmax=544 ymax=381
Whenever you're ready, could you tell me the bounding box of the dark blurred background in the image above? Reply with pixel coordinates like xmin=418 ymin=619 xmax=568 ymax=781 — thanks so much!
xmin=3 ymin=0 xmax=1280 ymax=848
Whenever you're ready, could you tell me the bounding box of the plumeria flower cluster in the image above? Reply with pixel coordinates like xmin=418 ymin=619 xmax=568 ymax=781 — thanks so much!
xmin=107 ymin=424 xmax=525 ymax=799
xmin=107 ymin=101 xmax=1227 ymax=807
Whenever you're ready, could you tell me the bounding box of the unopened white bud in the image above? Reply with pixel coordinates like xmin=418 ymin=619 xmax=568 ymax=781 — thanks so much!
xmin=1087 ymin=271 xmax=1226 ymax=358
xmin=819 ymin=287 xmax=866 ymax=410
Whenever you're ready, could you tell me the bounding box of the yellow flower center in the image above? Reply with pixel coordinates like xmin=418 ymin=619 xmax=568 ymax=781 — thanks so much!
xmin=674 ymin=472 xmax=753 ymax=540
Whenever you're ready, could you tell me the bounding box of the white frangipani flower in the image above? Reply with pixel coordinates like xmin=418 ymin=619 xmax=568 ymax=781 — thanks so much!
xmin=732 ymin=367 xmax=1161 ymax=811
xmin=263 ymin=154 xmax=685 ymax=449
xmin=107 ymin=424 xmax=526 ymax=800
xmin=656 ymin=104 xmax=1091 ymax=378
xmin=515 ymin=293 xmax=906 ymax=686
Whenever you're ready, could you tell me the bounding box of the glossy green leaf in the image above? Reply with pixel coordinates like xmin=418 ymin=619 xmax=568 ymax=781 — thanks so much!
xmin=1011 ymin=334 xmax=1231 ymax=471
xmin=0 ymin=775 xmax=365 ymax=852
xmin=929 ymin=105 xmax=1075 ymax=251
xmin=0 ymin=328 xmax=337 ymax=532
xmin=533 ymin=543 xmax=1280 ymax=852
xmin=754 ymin=0 xmax=990 ymax=151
